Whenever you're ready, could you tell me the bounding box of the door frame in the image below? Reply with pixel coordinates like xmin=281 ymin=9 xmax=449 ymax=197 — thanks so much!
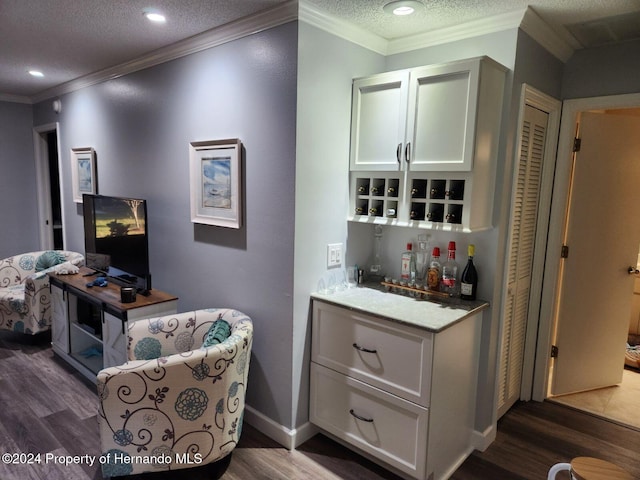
xmin=33 ymin=122 xmax=65 ymax=250
xmin=533 ymin=92 xmax=640 ymax=401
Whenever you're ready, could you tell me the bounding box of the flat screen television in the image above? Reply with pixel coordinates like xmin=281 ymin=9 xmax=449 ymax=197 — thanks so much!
xmin=83 ymin=194 xmax=151 ymax=294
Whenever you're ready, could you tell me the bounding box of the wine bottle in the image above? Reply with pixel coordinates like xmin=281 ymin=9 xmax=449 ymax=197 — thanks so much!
xmin=460 ymin=244 xmax=478 ymax=300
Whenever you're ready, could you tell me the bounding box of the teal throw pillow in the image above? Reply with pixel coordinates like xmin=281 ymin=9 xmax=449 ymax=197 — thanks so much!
xmin=202 ymin=319 xmax=231 ymax=348
xmin=35 ymin=251 xmax=67 ymax=272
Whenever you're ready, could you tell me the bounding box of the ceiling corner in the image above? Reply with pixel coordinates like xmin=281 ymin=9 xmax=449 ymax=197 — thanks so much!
xmin=299 ymin=0 xmax=390 ymax=55
xmin=519 ymin=7 xmax=576 ymax=63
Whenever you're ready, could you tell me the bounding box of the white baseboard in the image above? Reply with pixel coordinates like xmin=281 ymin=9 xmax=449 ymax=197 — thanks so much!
xmin=471 ymin=425 xmax=496 ymax=452
xmin=243 ymin=405 xmax=319 ymax=451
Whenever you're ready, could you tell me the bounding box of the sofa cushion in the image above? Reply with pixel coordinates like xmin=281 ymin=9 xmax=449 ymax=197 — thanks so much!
xmin=202 ymin=319 xmax=231 ymax=348
xmin=35 ymin=250 xmax=67 ymax=272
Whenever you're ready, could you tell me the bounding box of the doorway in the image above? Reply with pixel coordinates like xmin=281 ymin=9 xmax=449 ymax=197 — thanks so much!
xmin=33 ymin=123 xmax=65 ymax=250
xmin=533 ymin=93 xmax=640 ymax=429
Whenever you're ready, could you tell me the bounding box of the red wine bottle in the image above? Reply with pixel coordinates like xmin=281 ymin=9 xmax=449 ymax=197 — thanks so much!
xmin=460 ymin=244 xmax=478 ymax=300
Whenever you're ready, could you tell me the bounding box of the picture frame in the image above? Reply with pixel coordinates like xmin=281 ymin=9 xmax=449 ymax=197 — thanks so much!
xmin=189 ymin=138 xmax=242 ymax=228
xmin=70 ymin=147 xmax=97 ymax=203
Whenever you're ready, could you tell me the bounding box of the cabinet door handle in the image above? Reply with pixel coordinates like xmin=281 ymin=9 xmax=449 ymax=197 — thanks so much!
xmin=349 ymin=409 xmax=374 ymax=423
xmin=404 ymin=142 xmax=411 ymax=163
xmin=396 ymin=143 xmax=402 ymax=164
xmin=352 ymin=343 xmax=377 ymax=354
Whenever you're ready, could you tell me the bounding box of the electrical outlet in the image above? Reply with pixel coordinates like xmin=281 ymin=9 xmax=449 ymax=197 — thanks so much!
xmin=327 ymin=243 xmax=343 ymax=268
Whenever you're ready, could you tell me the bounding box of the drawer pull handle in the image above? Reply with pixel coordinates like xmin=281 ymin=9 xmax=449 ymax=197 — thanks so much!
xmin=352 ymin=343 xmax=377 ymax=354
xmin=349 ymin=409 xmax=374 ymax=423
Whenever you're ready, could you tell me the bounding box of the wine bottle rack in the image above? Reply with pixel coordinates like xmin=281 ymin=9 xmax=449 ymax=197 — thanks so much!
xmin=408 ymin=177 xmax=465 ymax=224
xmin=352 ymin=175 xmax=402 ymax=220
xmin=350 ymin=172 xmax=469 ymax=229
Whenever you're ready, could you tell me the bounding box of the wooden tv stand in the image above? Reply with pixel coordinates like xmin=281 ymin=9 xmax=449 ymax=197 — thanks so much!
xmin=49 ymin=266 xmax=178 ymax=381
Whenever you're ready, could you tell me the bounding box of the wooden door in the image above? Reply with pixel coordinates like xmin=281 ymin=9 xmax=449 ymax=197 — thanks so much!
xmin=550 ymin=111 xmax=640 ymax=395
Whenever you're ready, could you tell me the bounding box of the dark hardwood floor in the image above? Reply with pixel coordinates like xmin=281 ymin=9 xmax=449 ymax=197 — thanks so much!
xmin=1 ymin=331 xmax=638 ymax=480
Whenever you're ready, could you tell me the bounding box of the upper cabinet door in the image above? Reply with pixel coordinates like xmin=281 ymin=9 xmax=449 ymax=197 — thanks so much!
xmin=406 ymin=59 xmax=480 ymax=172
xmin=350 ymin=70 xmax=410 ymax=171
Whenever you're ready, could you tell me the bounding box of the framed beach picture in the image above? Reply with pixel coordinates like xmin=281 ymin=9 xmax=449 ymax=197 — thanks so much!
xmin=70 ymin=147 xmax=97 ymax=203
xmin=189 ymin=139 xmax=242 ymax=228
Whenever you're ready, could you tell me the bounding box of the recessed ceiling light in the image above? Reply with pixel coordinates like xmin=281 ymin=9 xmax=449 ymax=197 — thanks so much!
xmin=28 ymin=70 xmax=44 ymax=77
xmin=383 ymin=0 xmax=424 ymax=16
xmin=143 ymin=9 xmax=166 ymax=23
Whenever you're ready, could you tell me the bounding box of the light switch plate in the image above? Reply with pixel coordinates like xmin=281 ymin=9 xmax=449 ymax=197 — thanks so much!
xmin=327 ymin=243 xmax=342 ymax=268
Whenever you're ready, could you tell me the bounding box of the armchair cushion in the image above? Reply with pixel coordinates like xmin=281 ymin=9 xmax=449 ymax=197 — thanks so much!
xmin=35 ymin=250 xmax=67 ymax=272
xmin=202 ymin=319 xmax=231 ymax=348
xmin=0 ymin=250 xmax=84 ymax=334
xmin=97 ymin=308 xmax=252 ymax=477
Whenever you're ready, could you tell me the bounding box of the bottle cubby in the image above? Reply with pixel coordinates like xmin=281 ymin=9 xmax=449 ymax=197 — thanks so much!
xmin=351 ymin=173 xmax=404 ymax=222
xmin=350 ymin=172 xmax=476 ymax=230
xmin=447 ymin=180 xmax=465 ymax=200
xmin=446 ymin=204 xmax=463 ymax=224
xmin=410 ymin=179 xmax=428 ymax=199
xmin=426 ymin=203 xmax=444 ymax=222
xmin=429 ymin=179 xmax=446 ymax=199
xmin=405 ymin=176 xmax=466 ymax=227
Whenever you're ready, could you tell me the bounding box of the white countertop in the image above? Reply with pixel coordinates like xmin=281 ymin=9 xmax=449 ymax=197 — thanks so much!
xmin=311 ymin=284 xmax=488 ymax=333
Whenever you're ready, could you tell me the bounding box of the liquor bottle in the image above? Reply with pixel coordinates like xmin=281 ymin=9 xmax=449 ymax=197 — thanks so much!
xmin=441 ymin=241 xmax=459 ymax=296
xmin=415 ymin=234 xmax=430 ymax=282
xmin=400 ymin=242 xmax=417 ymax=282
xmin=426 ymin=247 xmax=441 ymax=291
xmin=369 ymin=225 xmax=384 ymax=277
xmin=460 ymin=244 xmax=478 ymax=300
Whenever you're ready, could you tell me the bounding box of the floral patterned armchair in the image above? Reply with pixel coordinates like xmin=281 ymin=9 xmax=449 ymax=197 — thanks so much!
xmin=0 ymin=250 xmax=85 ymax=334
xmin=97 ymin=308 xmax=253 ymax=478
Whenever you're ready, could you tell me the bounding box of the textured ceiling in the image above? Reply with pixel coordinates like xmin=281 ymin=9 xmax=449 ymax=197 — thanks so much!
xmin=0 ymin=0 xmax=288 ymax=99
xmin=2 ymin=0 xmax=640 ymax=101
xmin=304 ymin=0 xmax=640 ymax=44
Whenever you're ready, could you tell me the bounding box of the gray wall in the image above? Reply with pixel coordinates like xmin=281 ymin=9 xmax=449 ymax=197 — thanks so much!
xmin=294 ymin=22 xmax=385 ymax=428
xmin=514 ymin=31 xmax=563 ymax=99
xmin=562 ymin=38 xmax=640 ymax=99
xmin=0 ymin=102 xmax=39 ymax=258
xmin=33 ymin=22 xmax=299 ymax=428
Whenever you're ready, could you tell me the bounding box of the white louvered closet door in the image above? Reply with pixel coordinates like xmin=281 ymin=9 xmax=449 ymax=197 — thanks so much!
xmin=498 ymin=104 xmax=549 ymax=417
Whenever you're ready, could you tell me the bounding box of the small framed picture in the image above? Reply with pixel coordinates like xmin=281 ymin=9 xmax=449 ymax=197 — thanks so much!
xmin=70 ymin=147 xmax=97 ymax=203
xmin=189 ymin=139 xmax=242 ymax=228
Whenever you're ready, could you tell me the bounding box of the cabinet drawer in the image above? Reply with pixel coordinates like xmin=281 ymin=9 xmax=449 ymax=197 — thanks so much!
xmin=310 ymin=363 xmax=427 ymax=479
xmin=312 ymin=301 xmax=432 ymax=406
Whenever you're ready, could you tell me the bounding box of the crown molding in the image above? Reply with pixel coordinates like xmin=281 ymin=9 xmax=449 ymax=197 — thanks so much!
xmin=0 ymin=93 xmax=31 ymax=104
xmin=31 ymin=0 xmax=298 ymax=104
xmin=300 ymin=2 xmax=575 ymax=63
xmin=518 ymin=7 xmax=575 ymax=62
xmin=299 ymin=2 xmax=388 ymax=55
xmin=387 ymin=8 xmax=526 ymax=55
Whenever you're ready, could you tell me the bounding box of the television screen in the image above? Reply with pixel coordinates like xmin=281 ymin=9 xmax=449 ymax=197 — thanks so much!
xmin=83 ymin=194 xmax=151 ymax=293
